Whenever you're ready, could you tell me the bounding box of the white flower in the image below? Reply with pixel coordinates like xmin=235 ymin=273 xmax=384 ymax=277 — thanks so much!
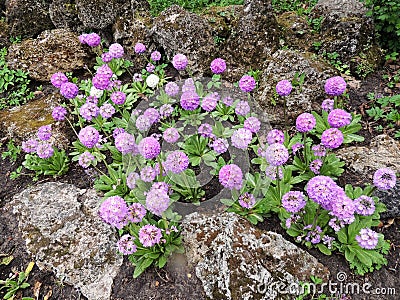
xmin=146 ymin=74 xmax=160 ymax=88
xmin=90 ymin=86 xmax=103 ymax=98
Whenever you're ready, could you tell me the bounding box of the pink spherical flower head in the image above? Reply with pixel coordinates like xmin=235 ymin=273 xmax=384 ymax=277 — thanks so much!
xmin=356 ymin=228 xmax=379 ymax=250
xmin=211 ymin=138 xmax=229 ymax=154
xmin=138 ymin=136 xmax=161 ymax=159
xmin=139 ymin=224 xmax=162 ymax=247
xmin=60 ymin=82 xmax=79 ymax=99
xmin=373 ymin=168 xmax=396 ymax=190
xmin=78 ymin=151 xmax=95 ymax=168
xmin=325 ymin=76 xmax=346 ymax=96
xmin=198 ymin=123 xmax=213 ymax=138
xmin=50 ymin=72 xmax=68 ymax=88
xmin=219 ymin=164 xmax=243 ymax=190
xmin=85 ymin=32 xmax=101 ymax=47
xmin=165 ymin=151 xmax=189 ymax=174
xmin=78 ymin=126 xmax=99 ymax=148
xmin=201 ymin=93 xmax=218 ymax=112
xmin=99 ymin=196 xmax=129 ymax=229
xmin=22 ymin=139 xmax=38 ymax=153
xmin=235 ymin=101 xmax=251 ymax=116
xmin=110 ymin=91 xmax=126 ymax=105
xmin=117 ymin=234 xmax=137 ymax=255
xmin=282 ymin=191 xmax=306 ymax=213
xmin=327 ymin=109 xmax=352 ymax=128
xmin=296 ymin=113 xmax=316 ymax=133
xmin=238 ymin=192 xmax=256 ymax=209
xmin=164 ymin=82 xmax=179 ymax=97
xmin=267 ymin=129 xmax=284 ymax=144
xmin=146 ymin=187 xmax=170 ymax=216
xmin=109 ymin=43 xmax=124 ymax=59
xmin=180 ymin=91 xmax=200 ymax=111
xmin=134 ymin=42 xmax=146 ymax=54
xmin=172 ymin=53 xmax=188 ymax=71
xmin=36 ymin=142 xmax=54 ymax=159
xmin=276 ymin=80 xmax=292 ymax=96
xmin=151 ymin=50 xmax=161 ymax=61
xmin=321 ymin=99 xmax=334 ymax=112
xmin=238 ymin=75 xmax=256 ymax=93
xmin=115 ymin=132 xmax=137 ymax=155
xmin=321 ymin=128 xmax=343 ymax=149
xmin=37 ymin=125 xmax=52 ymax=141
xmin=244 ymin=116 xmax=261 ymax=133
xmin=354 ymin=195 xmax=375 ymax=216
xmin=231 ymin=128 xmax=253 ymax=149
xmin=210 ymin=58 xmax=226 ymax=74
xmin=52 ymin=106 xmax=67 ymax=121
xmin=265 ymin=143 xmax=289 ymax=166
xmin=163 ymin=127 xmax=180 ymax=143
xmin=101 ymin=52 xmax=113 ymax=63
xmin=126 ymin=202 xmax=146 ymax=223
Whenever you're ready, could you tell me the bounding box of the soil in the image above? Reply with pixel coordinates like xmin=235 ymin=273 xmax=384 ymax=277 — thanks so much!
xmin=1 ymin=57 xmax=399 ymax=300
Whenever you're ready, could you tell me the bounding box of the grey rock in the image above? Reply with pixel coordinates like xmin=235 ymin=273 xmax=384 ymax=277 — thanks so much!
xmin=221 ymin=0 xmax=280 ymax=81
xmin=6 ymin=28 xmax=94 ymax=82
xmin=76 ymin=0 xmax=119 ymax=29
xmin=256 ymin=49 xmax=336 ymax=125
xmin=49 ymin=0 xmax=83 ymax=32
xmin=5 ymin=0 xmax=54 ymax=38
xmin=337 ymin=134 xmax=400 ymax=218
xmin=151 ymin=5 xmax=216 ymax=76
xmin=181 ymin=212 xmax=329 ymax=300
xmin=310 ymin=0 xmax=382 ymax=72
xmin=10 ymin=182 xmax=123 ymax=300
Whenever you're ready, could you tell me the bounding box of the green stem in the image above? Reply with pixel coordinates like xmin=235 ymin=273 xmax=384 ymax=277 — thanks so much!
xmin=303 ymin=132 xmax=308 ymax=165
xmin=276 ymin=166 xmax=281 ymax=197
xmin=283 ymin=96 xmax=288 ymax=132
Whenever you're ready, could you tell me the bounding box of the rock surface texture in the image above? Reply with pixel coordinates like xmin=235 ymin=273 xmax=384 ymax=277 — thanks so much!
xmin=181 ymin=212 xmax=329 ymax=300
xmin=6 ymin=28 xmax=94 ymax=82
xmin=9 ymin=182 xmax=123 ymax=300
xmin=256 ymin=49 xmax=336 ymax=125
xmin=337 ymin=134 xmax=400 ymax=218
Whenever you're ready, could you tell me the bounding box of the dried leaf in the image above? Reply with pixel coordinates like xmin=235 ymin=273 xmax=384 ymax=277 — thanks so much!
xmin=43 ymin=289 xmax=52 ymax=300
xmin=0 ymin=255 xmax=13 ymax=266
xmin=33 ymin=281 xmax=42 ymax=298
xmin=384 ymin=218 xmax=395 ymax=228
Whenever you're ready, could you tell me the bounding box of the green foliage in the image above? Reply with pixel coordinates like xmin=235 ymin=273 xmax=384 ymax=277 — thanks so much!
xmin=0 ymin=262 xmax=34 ymax=300
xmin=321 ymin=51 xmax=350 ymax=75
xmin=364 ymin=0 xmax=400 ymax=52
xmin=366 ymin=93 xmax=400 ymax=139
xmin=0 ymin=48 xmax=34 ymax=110
xmin=147 ymin=0 xmax=244 ymax=16
xmin=271 ymin=0 xmax=318 ymax=15
xmin=1 ymin=140 xmax=21 ymax=162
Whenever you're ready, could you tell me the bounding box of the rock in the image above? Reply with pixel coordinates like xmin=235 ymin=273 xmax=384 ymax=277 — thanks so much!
xmin=0 ymin=93 xmax=68 ymax=148
xmin=181 ymin=212 xmax=329 ymax=299
xmin=151 ymin=5 xmax=216 ymax=76
xmin=336 ymin=134 xmax=400 ymax=218
xmin=310 ymin=0 xmax=382 ymax=74
xmin=76 ymin=0 xmax=123 ymax=30
xmin=49 ymin=0 xmax=83 ymax=32
xmin=5 ymin=0 xmax=54 ymax=38
xmin=256 ymin=49 xmax=336 ymax=125
xmin=6 ymin=28 xmax=94 ymax=82
xmin=0 ymin=17 xmax=9 ymax=49
xmin=221 ymin=0 xmax=280 ymax=81
xmin=9 ymin=182 xmax=123 ymax=300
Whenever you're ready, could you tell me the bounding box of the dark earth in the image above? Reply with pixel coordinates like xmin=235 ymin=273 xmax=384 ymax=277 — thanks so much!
xmin=1 ymin=61 xmax=400 ymax=299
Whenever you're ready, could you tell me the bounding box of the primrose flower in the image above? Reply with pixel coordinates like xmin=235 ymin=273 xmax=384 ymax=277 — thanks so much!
xmin=163 ymin=127 xmax=180 ymax=143
xmin=99 ymin=196 xmax=129 ymax=229
xmin=296 ymin=113 xmax=316 ymax=133
xmin=211 ymin=138 xmax=229 ymax=154
xmin=139 ymin=224 xmax=162 ymax=247
xmin=327 ymin=109 xmax=352 ymax=128
xmin=151 ymin=51 xmax=161 ymax=61
xmin=198 ymin=123 xmax=214 ymax=138
xmin=373 ymin=168 xmax=397 ymax=190
xmin=165 ymin=151 xmax=189 ymax=174
xmin=109 ymin=43 xmax=124 ymax=58
xmin=60 ymin=82 xmax=79 ymax=99
xmin=321 ymin=99 xmax=334 ymax=112
xmin=134 ymin=42 xmax=146 ymax=54
xmin=78 ymin=151 xmax=95 ymax=168
xmin=140 ymin=166 xmax=157 ymax=182
xmin=354 ymin=195 xmax=375 ymax=216
xmin=244 ymin=117 xmax=261 ymax=133
xmin=126 ymin=172 xmax=139 ymax=190
xmin=276 ymin=80 xmax=292 ymax=96
xmin=219 ymin=164 xmax=243 ymax=190
xmin=267 ymin=129 xmax=284 ymax=144
xmin=356 ymin=228 xmax=379 ymax=250
xmin=312 ymin=144 xmax=326 ymax=157
xmin=146 ymin=63 xmax=155 ymax=73
xmin=180 ymin=91 xmax=200 ymax=111
xmin=310 ymin=159 xmax=323 ymax=175
xmin=222 ymin=96 xmax=233 ymax=106
xmin=100 ymin=103 xmax=115 ymax=119
xmin=135 ymin=115 xmax=152 ymax=132
xmin=265 ymin=143 xmax=289 ymax=166
xmin=235 ymin=101 xmax=251 ymax=116
xmin=143 ymin=108 xmax=160 ymax=124
xmin=22 ymin=139 xmax=38 ymax=153
xmin=110 ymin=91 xmax=126 ymax=105
xmin=282 ymin=191 xmax=306 ymax=213
xmin=325 ymin=76 xmax=346 ymax=96
xmin=37 ymin=125 xmax=52 ymax=141
xmin=238 ymin=75 xmax=256 ymax=92
xmin=115 ymin=132 xmax=137 ymax=154
xmin=172 ymin=53 xmax=188 ymax=70
xmin=36 ymin=142 xmax=54 ymax=159
xmin=101 ymin=52 xmax=113 ymax=63
xmin=117 ymin=234 xmax=137 ymax=255
xmin=231 ymin=128 xmax=253 ymax=150
xmin=126 ymin=202 xmax=146 ymax=223
xmin=50 ymin=72 xmax=68 ymax=88
xmin=164 ymin=82 xmax=179 ymax=97
xmin=52 ymin=106 xmax=67 ymax=121
xmin=85 ymin=32 xmax=101 ymax=47
xmin=201 ymin=93 xmax=219 ymax=112
xmin=138 ymin=137 xmax=161 ymax=159
xmin=210 ymin=58 xmax=226 ymax=74
xmin=146 ymin=74 xmax=160 ymax=88
xmin=238 ymin=193 xmax=256 ymax=209
xmin=321 ymin=128 xmax=344 ymax=149
xmin=79 ymin=126 xmax=100 ymax=148
xmin=80 ymin=102 xmax=99 ymax=121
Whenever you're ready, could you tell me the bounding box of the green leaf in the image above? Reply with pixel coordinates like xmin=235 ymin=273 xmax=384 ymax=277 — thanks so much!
xmin=317 ymin=244 xmax=332 ymax=255
xmin=133 ymin=257 xmax=154 ymax=278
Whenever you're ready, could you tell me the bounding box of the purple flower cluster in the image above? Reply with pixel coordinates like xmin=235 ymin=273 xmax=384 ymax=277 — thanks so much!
xmin=79 ymin=126 xmax=100 ymax=148
xmin=330 ymin=194 xmax=355 ymax=224
xmin=163 ymin=127 xmax=180 ymax=143
xmin=101 ymin=52 xmax=113 ymax=63
xmin=235 ymin=101 xmax=250 ymax=116
xmin=113 ymin=128 xmax=125 ymax=139
xmin=211 ymin=138 xmax=229 ymax=154
xmin=60 ymin=82 xmax=79 ymax=99
xmin=312 ymin=144 xmax=326 ymax=157
xmin=198 ymin=123 xmax=214 ymax=138
xmin=310 ymin=159 xmax=323 ymax=174
xmin=354 ymin=195 xmax=375 ymax=216
xmin=321 ymin=128 xmax=343 ymax=149
xmin=267 ymin=129 xmax=284 ymax=144
xmin=180 ymin=91 xmax=200 ymax=111
xmin=110 ymin=91 xmax=126 ymax=105
xmin=165 ymin=151 xmax=189 ymax=174
xmin=324 ymin=76 xmax=346 ymax=96
xmin=80 ymin=102 xmax=99 ymax=121
xmin=115 ymin=132 xmax=137 ymax=154
xmin=321 ymin=99 xmax=334 ymax=112
xmin=126 ymin=172 xmax=139 ymax=190
xmin=160 ymin=104 xmax=174 ymax=118
xmin=22 ymin=139 xmax=38 ymax=153
xmin=265 ymin=143 xmax=289 ymax=166
xmin=219 ymin=164 xmax=243 ymax=190
xmin=109 ymin=43 xmax=124 ymax=58
xmin=99 ymin=196 xmax=129 ymax=229
xmin=140 ymin=166 xmax=156 ymax=182
xmin=265 ymin=165 xmax=283 ymax=180
xmin=244 ymin=117 xmax=261 ymax=133
xmin=37 ymin=125 xmax=52 ymax=141
xmin=126 ymin=202 xmax=146 ymax=223
xmin=138 ymin=137 xmax=161 ymax=159
xmin=172 ymin=53 xmax=188 ymax=71
xmin=292 ymin=142 xmax=304 ymax=154
xmin=238 ymin=75 xmax=256 ymax=92
xmin=100 ymin=103 xmax=115 ymax=119
xmin=143 ymin=108 xmax=160 ymax=124
xmin=52 ymin=106 xmax=67 ymax=121
xmin=146 ymin=183 xmax=170 ymax=216
xmin=135 ymin=115 xmax=152 ymax=132
xmin=50 ymin=72 xmax=68 ymax=88
xmin=282 ymin=191 xmax=306 ymax=213
xmin=222 ymin=96 xmax=233 ymax=106
xmin=307 ymin=176 xmax=339 ymax=210
xmin=79 ymin=33 xmax=101 ymax=47
xmin=146 ymin=63 xmax=155 ymax=73
xmin=238 ymin=193 xmax=256 ymax=209
xmin=139 ymin=224 xmax=162 ymax=247
xmin=210 ymin=58 xmax=226 ymax=74
xmin=201 ymin=93 xmax=219 ymax=112
xmin=36 ymin=142 xmax=54 ymax=159
xmin=356 ymin=228 xmax=379 ymax=250
xmin=373 ymin=168 xmax=397 ymax=190
xmin=276 ymin=80 xmax=292 ymax=96
xmin=304 ymin=225 xmax=322 ymax=244
xmin=151 ymin=51 xmax=161 ymax=61
xmin=117 ymin=234 xmax=137 ymax=255
xmin=327 ymin=109 xmax=352 ymax=128
xmin=78 ymin=151 xmax=95 ymax=168
xmin=134 ymin=42 xmax=146 ymax=54
xmin=231 ymin=128 xmax=253 ymax=149
xmin=165 ymin=82 xmax=179 ymax=97
xmin=296 ymin=113 xmax=316 ymax=132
